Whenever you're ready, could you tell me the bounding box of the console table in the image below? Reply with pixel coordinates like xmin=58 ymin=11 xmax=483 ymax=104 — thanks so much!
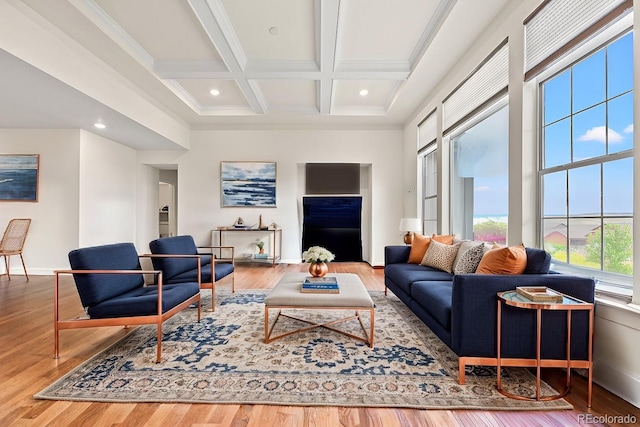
xmin=213 ymin=227 xmax=282 ymax=266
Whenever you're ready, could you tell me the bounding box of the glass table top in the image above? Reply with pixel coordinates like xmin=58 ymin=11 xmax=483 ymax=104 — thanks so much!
xmin=500 ymin=290 xmax=590 ymax=306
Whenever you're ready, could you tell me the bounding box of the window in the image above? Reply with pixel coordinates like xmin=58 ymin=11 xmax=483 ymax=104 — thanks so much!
xmin=421 ymin=145 xmax=438 ymax=236
xmin=450 ymin=103 xmax=509 ymax=243
xmin=540 ymin=31 xmax=633 ymax=285
xmin=419 ymin=110 xmax=438 ymax=235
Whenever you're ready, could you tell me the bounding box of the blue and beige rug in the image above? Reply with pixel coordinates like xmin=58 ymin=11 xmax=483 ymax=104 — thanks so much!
xmin=35 ymin=290 xmax=571 ymax=410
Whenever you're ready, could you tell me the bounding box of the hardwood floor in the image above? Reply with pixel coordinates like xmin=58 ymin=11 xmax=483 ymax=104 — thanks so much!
xmin=1 ymin=262 xmax=638 ymax=426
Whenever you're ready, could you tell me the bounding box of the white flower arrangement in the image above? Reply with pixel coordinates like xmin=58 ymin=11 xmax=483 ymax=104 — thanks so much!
xmin=302 ymin=246 xmax=335 ymax=264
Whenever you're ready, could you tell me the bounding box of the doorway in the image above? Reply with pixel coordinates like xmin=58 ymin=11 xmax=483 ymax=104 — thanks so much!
xmin=159 ymin=170 xmax=177 ymax=238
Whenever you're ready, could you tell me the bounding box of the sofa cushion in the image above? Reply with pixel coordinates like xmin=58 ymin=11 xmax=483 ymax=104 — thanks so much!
xmin=408 ymin=233 xmax=431 ymax=264
xmin=476 ymin=243 xmax=527 ymax=275
xmin=69 ymin=243 xmax=144 ymax=308
xmin=524 ymin=247 xmax=551 ymax=274
xmin=385 ymin=263 xmax=453 ymax=294
xmin=411 ymin=281 xmax=453 ymax=330
xmin=420 ymin=240 xmax=461 ymax=273
xmin=453 ymin=243 xmax=485 ymax=275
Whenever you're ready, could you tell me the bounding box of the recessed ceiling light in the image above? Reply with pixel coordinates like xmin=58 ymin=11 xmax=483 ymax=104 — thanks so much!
xmin=94 ymin=122 xmax=106 ymax=129
xmin=268 ymin=27 xmax=280 ymax=36
xmin=209 ymin=89 xmax=220 ymax=96
xmin=359 ymin=89 xmax=369 ymax=96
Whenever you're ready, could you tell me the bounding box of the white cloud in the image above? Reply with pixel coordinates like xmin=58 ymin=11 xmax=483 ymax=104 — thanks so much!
xmin=577 ymin=126 xmax=623 ymax=144
xmin=624 ymin=124 xmax=634 ymax=133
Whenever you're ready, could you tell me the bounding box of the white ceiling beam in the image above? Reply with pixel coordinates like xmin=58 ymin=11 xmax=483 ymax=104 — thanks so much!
xmin=245 ymin=60 xmax=320 ymax=73
xmin=335 ymin=60 xmax=410 ymax=75
xmin=188 ymin=0 xmax=265 ymax=113
xmin=188 ymin=0 xmax=246 ymax=71
xmin=68 ymin=0 xmax=154 ymax=69
xmin=408 ymin=0 xmax=458 ymax=69
xmin=331 ymin=106 xmax=387 ymax=116
xmin=153 ymin=60 xmax=229 ymax=79
xmin=318 ymin=0 xmax=340 ymax=115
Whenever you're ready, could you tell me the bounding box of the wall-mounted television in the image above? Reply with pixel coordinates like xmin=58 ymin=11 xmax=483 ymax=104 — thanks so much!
xmin=305 ymin=163 xmax=360 ymax=194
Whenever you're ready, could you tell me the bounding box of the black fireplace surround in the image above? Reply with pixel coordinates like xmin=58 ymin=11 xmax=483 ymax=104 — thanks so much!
xmin=302 ymin=196 xmax=363 ymax=262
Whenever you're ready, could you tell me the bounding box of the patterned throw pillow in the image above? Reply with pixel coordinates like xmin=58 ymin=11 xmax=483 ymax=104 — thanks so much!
xmin=420 ymin=240 xmax=461 ymax=273
xmin=452 ymin=240 xmax=480 ymax=271
xmin=453 ymin=243 xmax=485 ymax=275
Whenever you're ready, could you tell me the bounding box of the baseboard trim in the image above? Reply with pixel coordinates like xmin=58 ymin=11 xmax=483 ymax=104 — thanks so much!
xmin=593 ymin=359 xmax=640 ymax=408
xmin=4 ymin=267 xmax=56 ymax=276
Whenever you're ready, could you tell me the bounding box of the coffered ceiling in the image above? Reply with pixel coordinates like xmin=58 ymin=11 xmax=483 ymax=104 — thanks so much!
xmin=1 ymin=0 xmax=515 ymax=147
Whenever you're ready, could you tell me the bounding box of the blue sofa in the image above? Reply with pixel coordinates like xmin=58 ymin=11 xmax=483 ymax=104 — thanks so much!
xmin=384 ymin=245 xmax=595 ymax=384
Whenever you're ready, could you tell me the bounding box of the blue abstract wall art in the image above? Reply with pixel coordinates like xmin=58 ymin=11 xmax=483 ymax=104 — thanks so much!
xmin=0 ymin=154 xmax=39 ymax=202
xmin=221 ymin=161 xmax=276 ymax=207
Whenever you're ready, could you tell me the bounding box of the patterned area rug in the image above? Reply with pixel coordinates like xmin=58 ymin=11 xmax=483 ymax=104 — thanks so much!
xmin=35 ymin=290 xmax=572 ymax=410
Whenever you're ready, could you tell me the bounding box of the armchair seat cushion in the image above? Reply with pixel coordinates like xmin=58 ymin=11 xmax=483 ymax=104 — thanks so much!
xmin=88 ymin=282 xmax=200 ymax=318
xmin=164 ymin=262 xmax=234 ymax=285
xmin=214 ymin=263 xmax=234 ymax=281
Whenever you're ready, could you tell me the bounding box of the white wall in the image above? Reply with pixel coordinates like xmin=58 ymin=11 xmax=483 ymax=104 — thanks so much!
xmin=0 ymin=129 xmax=80 ymax=274
xmin=78 ymin=131 xmax=137 ymax=247
xmin=136 ymin=163 xmax=161 ymax=254
xmin=175 ymin=129 xmax=403 ymax=266
xmin=0 ymin=129 xmax=159 ymax=273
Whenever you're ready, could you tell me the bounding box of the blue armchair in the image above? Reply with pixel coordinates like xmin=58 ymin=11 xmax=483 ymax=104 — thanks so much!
xmin=54 ymin=242 xmax=201 ymax=363
xmin=148 ymin=235 xmax=235 ymax=310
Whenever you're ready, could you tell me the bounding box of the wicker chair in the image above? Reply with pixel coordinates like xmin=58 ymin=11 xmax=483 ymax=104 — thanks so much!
xmin=0 ymin=218 xmax=31 ymax=281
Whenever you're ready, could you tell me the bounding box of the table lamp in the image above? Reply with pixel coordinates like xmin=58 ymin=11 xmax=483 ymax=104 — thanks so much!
xmin=399 ymin=218 xmax=422 ymax=245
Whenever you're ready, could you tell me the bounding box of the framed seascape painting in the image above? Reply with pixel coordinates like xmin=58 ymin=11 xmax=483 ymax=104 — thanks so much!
xmin=0 ymin=154 xmax=39 ymax=202
xmin=221 ymin=161 xmax=276 ymax=207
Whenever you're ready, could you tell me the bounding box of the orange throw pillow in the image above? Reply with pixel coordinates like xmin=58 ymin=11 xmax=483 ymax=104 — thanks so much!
xmin=408 ymin=233 xmax=431 ymax=264
xmin=476 ymin=243 xmax=527 ymax=275
xmin=432 ymin=234 xmax=455 ymax=245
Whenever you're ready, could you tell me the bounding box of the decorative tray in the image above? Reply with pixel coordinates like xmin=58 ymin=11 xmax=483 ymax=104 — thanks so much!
xmin=515 ymin=286 xmax=563 ymax=303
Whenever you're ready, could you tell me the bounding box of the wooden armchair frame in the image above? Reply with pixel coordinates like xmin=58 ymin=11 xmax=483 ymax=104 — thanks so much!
xmin=198 ymin=244 xmax=236 ymax=297
xmin=54 ymin=254 xmax=201 ymax=363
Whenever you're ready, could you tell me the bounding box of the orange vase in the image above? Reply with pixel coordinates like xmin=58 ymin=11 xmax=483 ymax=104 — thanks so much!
xmin=308 ymin=262 xmax=328 ymax=277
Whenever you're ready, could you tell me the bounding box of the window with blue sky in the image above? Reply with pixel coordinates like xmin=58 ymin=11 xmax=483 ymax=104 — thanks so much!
xmin=541 ymin=31 xmax=633 ymax=277
xmin=451 ymin=103 xmax=509 ymax=243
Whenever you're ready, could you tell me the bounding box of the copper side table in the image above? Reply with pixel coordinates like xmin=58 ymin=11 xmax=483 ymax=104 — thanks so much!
xmin=496 ymin=290 xmax=594 ymax=407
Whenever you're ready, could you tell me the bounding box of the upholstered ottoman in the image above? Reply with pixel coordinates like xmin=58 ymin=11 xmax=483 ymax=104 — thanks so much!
xmin=264 ymin=273 xmax=375 ymax=347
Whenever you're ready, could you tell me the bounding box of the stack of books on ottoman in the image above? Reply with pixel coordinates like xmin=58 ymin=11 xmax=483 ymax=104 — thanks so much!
xmin=301 ymin=276 xmax=340 ymax=293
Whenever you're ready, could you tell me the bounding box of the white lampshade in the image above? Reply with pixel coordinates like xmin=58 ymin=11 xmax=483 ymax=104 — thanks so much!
xmin=399 ymin=218 xmax=422 ymax=233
